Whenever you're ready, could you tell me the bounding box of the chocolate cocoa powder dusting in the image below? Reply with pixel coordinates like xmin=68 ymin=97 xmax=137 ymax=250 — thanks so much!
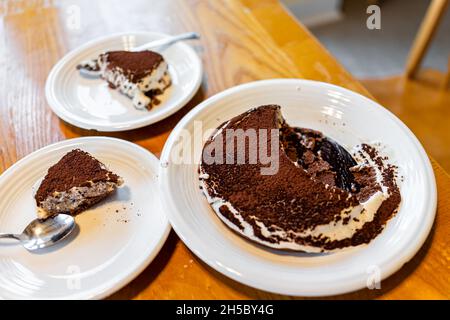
xmin=35 ymin=149 xmax=120 ymax=204
xmin=199 ymin=105 xmax=402 ymax=252
xmin=103 ymin=50 xmax=163 ymax=83
xmin=201 ymin=106 xmax=358 ymax=233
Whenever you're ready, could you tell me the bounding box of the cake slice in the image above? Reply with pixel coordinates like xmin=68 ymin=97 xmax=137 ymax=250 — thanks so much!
xmin=77 ymin=50 xmax=171 ymax=110
xmin=199 ymin=105 xmax=401 ymax=252
xmin=35 ymin=149 xmax=123 ymax=219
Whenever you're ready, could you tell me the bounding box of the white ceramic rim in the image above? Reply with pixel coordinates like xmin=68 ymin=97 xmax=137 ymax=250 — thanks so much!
xmin=159 ymin=78 xmax=437 ymax=296
xmin=45 ymin=31 xmax=203 ymax=132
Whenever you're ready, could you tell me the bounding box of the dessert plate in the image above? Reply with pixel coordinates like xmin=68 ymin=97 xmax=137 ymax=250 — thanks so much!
xmin=0 ymin=137 xmax=170 ymax=299
xmin=46 ymin=32 xmax=202 ymax=131
xmin=160 ymin=79 xmax=437 ymax=296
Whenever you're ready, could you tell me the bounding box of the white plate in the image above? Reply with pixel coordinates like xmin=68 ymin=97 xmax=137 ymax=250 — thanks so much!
xmin=46 ymin=32 xmax=202 ymax=131
xmin=0 ymin=137 xmax=170 ymax=299
xmin=160 ymin=79 xmax=437 ymax=296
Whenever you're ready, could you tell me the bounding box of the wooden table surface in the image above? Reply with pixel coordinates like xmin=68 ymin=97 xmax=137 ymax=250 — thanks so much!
xmin=0 ymin=0 xmax=449 ymax=299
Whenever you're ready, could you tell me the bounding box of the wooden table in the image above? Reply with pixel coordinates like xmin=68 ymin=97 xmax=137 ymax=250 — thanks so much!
xmin=1 ymin=0 xmax=449 ymax=299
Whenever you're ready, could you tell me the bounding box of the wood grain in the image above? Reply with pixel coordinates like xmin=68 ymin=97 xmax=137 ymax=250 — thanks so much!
xmin=0 ymin=0 xmax=448 ymax=299
xmin=361 ymin=69 xmax=450 ymax=172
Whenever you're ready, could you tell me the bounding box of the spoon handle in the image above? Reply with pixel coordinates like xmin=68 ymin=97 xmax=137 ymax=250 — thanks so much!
xmin=132 ymin=32 xmax=200 ymax=51
xmin=0 ymin=233 xmax=21 ymax=241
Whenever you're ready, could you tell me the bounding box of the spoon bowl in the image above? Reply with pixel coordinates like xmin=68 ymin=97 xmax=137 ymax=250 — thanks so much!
xmin=0 ymin=214 xmax=76 ymax=251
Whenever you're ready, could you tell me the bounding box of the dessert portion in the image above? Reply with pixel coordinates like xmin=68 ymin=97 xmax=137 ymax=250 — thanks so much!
xmin=199 ymin=105 xmax=401 ymax=253
xmin=77 ymin=50 xmax=171 ymax=110
xmin=35 ymin=149 xmax=123 ymax=220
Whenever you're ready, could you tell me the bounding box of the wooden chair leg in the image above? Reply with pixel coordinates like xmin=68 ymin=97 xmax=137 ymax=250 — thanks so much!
xmin=405 ymin=0 xmax=449 ymax=79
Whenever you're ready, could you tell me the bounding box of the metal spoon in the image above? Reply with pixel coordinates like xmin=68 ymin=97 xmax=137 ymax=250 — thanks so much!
xmin=0 ymin=214 xmax=75 ymax=251
xmin=132 ymin=31 xmax=200 ymax=51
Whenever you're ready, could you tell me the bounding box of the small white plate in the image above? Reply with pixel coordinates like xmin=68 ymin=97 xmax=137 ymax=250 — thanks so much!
xmin=160 ymin=79 xmax=437 ymax=296
xmin=46 ymin=32 xmax=202 ymax=131
xmin=0 ymin=137 xmax=170 ymax=299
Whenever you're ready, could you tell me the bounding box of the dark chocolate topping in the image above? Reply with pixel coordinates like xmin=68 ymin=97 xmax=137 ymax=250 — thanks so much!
xmin=280 ymin=125 xmax=358 ymax=192
xmin=102 ymin=50 xmax=163 ymax=83
xmin=35 ymin=149 xmax=120 ymax=204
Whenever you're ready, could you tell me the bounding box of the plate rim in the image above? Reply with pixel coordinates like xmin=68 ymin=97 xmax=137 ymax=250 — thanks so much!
xmin=45 ymin=31 xmax=203 ymax=132
xmin=159 ymin=78 xmax=437 ymax=296
xmin=0 ymin=136 xmax=171 ymax=299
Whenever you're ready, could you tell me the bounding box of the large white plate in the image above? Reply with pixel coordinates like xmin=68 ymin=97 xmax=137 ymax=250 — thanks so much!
xmin=160 ymin=79 xmax=437 ymax=296
xmin=46 ymin=32 xmax=202 ymax=131
xmin=0 ymin=137 xmax=170 ymax=299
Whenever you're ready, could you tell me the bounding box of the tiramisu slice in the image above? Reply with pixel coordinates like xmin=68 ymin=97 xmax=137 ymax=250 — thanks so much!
xmin=77 ymin=50 xmax=171 ymax=110
xmin=35 ymin=149 xmax=123 ymax=220
xmin=199 ymin=105 xmax=401 ymax=252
